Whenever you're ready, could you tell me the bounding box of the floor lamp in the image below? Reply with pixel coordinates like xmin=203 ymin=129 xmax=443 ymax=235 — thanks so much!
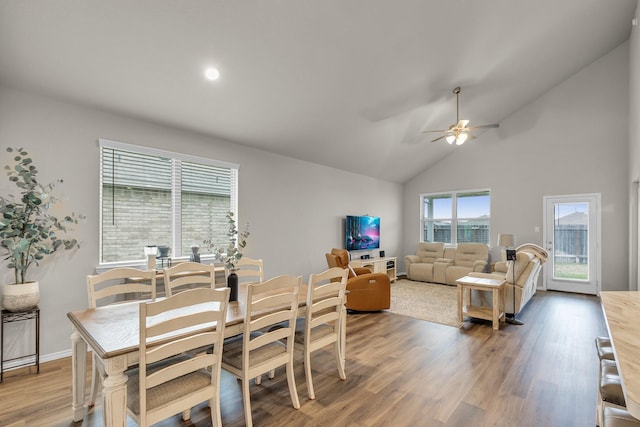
xmin=498 ymin=234 xmax=523 ymax=326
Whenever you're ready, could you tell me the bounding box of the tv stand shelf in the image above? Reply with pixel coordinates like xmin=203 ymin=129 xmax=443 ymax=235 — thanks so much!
xmin=350 ymin=257 xmax=396 ymax=282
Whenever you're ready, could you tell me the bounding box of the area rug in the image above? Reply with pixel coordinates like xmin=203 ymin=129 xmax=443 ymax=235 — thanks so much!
xmin=389 ymin=279 xmax=461 ymax=327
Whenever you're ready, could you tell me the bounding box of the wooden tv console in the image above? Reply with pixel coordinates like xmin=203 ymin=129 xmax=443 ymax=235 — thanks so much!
xmin=349 ymin=256 xmax=397 ymax=282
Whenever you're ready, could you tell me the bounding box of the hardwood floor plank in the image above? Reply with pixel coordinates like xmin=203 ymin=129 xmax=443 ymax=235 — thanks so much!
xmin=0 ymin=290 xmax=609 ymax=426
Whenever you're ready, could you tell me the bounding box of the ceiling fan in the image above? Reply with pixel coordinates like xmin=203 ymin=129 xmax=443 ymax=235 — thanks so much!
xmin=422 ymin=87 xmax=499 ymax=145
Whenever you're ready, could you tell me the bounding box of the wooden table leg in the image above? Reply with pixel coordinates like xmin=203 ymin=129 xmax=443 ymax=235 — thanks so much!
xmin=340 ymin=304 xmax=346 ymax=374
xmin=492 ymin=288 xmax=499 ymax=330
xmin=102 ymin=355 xmax=128 ymax=427
xmin=501 ymin=284 xmax=506 ymax=325
xmin=71 ymin=328 xmax=87 ymax=422
xmin=457 ymin=284 xmax=463 ymax=322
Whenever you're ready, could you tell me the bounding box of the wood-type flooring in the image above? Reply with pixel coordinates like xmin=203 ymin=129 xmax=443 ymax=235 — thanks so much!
xmin=0 ymin=290 xmax=606 ymax=426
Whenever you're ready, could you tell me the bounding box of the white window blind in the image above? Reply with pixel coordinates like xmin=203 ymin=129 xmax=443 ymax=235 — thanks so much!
xmin=99 ymin=139 xmax=239 ymax=264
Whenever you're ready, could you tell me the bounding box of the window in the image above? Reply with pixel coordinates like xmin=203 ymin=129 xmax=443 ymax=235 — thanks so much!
xmin=99 ymin=139 xmax=238 ymax=264
xmin=421 ymin=189 xmax=490 ymax=245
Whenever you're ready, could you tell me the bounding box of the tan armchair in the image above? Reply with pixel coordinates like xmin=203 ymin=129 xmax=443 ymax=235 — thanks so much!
xmin=325 ymin=248 xmax=390 ymax=311
xmin=470 ymin=243 xmax=548 ymax=314
xmin=404 ymin=242 xmax=445 ymax=282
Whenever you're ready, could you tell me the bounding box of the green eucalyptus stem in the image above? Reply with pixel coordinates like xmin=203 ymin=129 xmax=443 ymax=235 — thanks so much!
xmin=0 ymin=147 xmax=84 ymax=284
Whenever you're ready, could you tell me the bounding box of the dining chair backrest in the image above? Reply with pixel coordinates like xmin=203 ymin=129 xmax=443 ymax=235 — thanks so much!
xmin=305 ymin=267 xmax=348 ymax=337
xmin=163 ymin=262 xmax=219 ymax=296
xmin=86 ymin=267 xmax=157 ymax=407
xmin=130 ymin=287 xmax=230 ymax=427
xmin=87 ymin=267 xmax=156 ymax=308
xmin=243 ymin=274 xmax=300 ymax=360
xmin=232 ymin=257 xmax=264 ymax=284
xmin=221 ymin=274 xmax=302 ymax=427
xmin=302 ymin=267 xmax=348 ymax=399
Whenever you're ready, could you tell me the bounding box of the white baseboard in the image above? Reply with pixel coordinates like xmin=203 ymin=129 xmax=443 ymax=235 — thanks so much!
xmin=2 ymin=349 xmax=72 ymax=371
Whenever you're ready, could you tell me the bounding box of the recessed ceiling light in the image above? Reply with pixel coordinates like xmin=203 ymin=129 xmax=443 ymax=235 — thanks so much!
xmin=204 ymin=67 xmax=220 ymax=81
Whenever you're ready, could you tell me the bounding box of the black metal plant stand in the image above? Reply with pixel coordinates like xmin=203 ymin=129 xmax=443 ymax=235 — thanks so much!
xmin=1 ymin=306 xmax=40 ymax=382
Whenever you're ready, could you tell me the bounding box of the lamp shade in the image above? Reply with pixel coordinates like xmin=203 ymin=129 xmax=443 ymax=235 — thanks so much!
xmin=498 ymin=233 xmax=515 ymax=247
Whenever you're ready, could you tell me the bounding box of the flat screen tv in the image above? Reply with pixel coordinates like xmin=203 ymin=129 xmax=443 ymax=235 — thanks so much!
xmin=345 ymin=215 xmax=380 ymax=251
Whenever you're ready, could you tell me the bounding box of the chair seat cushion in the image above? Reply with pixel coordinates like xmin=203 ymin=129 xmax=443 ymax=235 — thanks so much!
xmin=596 ymin=336 xmax=616 ymax=361
xmin=126 ymin=354 xmax=211 ymax=415
xmin=603 ymin=407 xmax=640 ymax=427
xmin=601 ymin=359 xmax=626 ymax=407
xmin=222 ymin=331 xmax=286 ymax=370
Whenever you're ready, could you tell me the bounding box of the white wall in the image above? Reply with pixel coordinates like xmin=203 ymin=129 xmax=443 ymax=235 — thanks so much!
xmin=403 ymin=42 xmax=630 ymax=292
xmin=0 ymin=85 xmax=402 ymax=358
xmin=629 ymin=1 xmax=640 ymax=291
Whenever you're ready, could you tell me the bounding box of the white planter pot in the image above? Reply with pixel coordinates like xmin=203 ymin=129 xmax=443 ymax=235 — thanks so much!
xmin=2 ymin=281 xmax=40 ymax=312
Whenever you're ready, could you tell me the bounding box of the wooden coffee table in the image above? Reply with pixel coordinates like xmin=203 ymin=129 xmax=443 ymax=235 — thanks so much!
xmin=456 ymin=275 xmax=506 ymax=330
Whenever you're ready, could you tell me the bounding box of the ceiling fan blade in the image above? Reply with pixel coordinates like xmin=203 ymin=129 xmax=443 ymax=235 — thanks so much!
xmin=430 ymin=135 xmax=447 ymax=143
xmin=468 ymin=123 xmax=499 ymax=130
xmin=422 ymin=129 xmax=448 ymax=133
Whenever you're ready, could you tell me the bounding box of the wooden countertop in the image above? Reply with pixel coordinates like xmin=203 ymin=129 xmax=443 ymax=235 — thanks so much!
xmin=600 ymin=291 xmax=640 ymax=419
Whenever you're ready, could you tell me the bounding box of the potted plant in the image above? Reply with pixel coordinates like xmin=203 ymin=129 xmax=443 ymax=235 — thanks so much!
xmin=204 ymin=211 xmax=249 ymax=301
xmin=0 ymin=147 xmax=83 ymax=311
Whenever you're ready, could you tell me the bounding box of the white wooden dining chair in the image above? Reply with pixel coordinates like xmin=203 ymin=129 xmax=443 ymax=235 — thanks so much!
xmin=221 ymin=275 xmax=302 ymax=427
xmin=126 ymin=287 xmax=230 ymax=426
xmin=86 ymin=267 xmax=156 ymax=407
xmin=232 ymin=257 xmax=264 ymax=284
xmin=229 ymin=256 xmax=270 ymax=383
xmin=163 ymin=262 xmax=219 ymax=296
xmin=301 ymin=267 xmax=348 ymax=399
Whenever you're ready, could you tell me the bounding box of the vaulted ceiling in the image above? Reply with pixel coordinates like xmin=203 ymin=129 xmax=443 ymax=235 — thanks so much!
xmin=0 ymin=1 xmax=636 ymax=182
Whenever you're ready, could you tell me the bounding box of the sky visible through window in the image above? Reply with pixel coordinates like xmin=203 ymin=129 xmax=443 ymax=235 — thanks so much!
xmin=427 ymin=194 xmax=490 ymax=218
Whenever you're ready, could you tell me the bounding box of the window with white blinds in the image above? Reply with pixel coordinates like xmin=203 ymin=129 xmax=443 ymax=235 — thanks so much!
xmin=99 ymin=139 xmax=238 ymax=264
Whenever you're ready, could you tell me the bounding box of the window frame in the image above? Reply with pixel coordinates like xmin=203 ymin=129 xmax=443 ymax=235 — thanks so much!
xmin=98 ymin=138 xmax=239 ymax=269
xmin=420 ymin=188 xmax=491 ymax=246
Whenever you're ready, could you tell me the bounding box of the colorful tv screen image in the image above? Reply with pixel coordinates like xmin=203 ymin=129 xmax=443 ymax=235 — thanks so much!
xmin=345 ymin=215 xmax=380 ymax=250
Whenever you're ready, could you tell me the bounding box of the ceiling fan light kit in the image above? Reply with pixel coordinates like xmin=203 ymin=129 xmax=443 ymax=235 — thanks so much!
xmin=423 ymin=86 xmax=499 ymax=145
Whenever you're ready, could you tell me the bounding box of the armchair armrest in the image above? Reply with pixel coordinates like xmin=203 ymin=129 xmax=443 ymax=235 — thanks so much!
xmin=353 ymin=267 xmax=372 ymax=275
xmin=405 ymin=255 xmax=420 ymax=266
xmin=436 ymin=258 xmax=453 ymax=264
xmin=493 ymin=261 xmax=508 ymax=273
xmin=472 ymin=260 xmax=488 ymax=272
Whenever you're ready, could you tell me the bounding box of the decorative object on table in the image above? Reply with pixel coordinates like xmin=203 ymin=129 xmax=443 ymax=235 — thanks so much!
xmin=144 ymin=245 xmax=157 ymax=270
xmin=227 ymin=270 xmax=239 ymax=302
xmin=157 ymin=245 xmax=170 ymax=258
xmin=189 ymin=245 xmax=200 ymax=263
xmin=156 ymin=245 xmax=171 ymax=268
xmin=498 ymin=233 xmax=522 ymax=325
xmin=0 ymin=147 xmax=84 ymax=311
xmin=204 ymin=211 xmax=250 ymax=302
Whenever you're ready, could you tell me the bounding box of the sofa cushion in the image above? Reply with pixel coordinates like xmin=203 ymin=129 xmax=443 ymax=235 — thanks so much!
xmin=453 ymin=243 xmax=489 ymax=268
xmin=415 ymin=242 xmax=445 ymax=263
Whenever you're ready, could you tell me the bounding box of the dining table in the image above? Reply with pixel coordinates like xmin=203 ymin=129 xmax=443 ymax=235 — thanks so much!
xmin=600 ymin=291 xmax=640 ymax=420
xmin=67 ymin=281 xmax=343 ymax=427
